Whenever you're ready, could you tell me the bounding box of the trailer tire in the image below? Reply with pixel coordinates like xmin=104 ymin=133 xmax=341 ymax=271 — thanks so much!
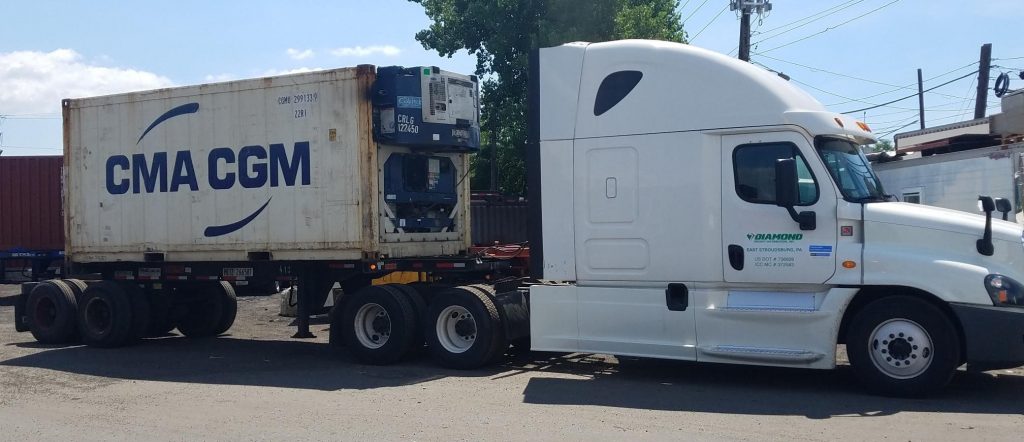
xmin=26 ymin=280 xmax=79 ymax=344
xmin=340 ymin=285 xmax=417 ymax=365
xmin=213 ymin=281 xmax=238 ymax=335
xmin=846 ymin=296 xmax=960 ymax=397
xmin=77 ymin=281 xmax=134 ymax=348
xmin=175 ymin=284 xmax=226 ymax=338
xmin=63 ymin=279 xmax=88 ymax=297
xmin=389 ymin=284 xmax=428 ymax=349
xmin=119 ymin=283 xmax=152 ymax=341
xmin=426 ymin=285 xmax=505 ymax=369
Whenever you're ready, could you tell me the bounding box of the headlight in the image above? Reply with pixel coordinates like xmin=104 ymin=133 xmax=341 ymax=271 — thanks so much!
xmin=985 ymin=274 xmax=1024 ymax=306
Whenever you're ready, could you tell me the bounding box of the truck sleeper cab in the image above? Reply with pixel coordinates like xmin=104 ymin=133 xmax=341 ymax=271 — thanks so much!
xmin=527 ymin=40 xmax=1024 ymax=396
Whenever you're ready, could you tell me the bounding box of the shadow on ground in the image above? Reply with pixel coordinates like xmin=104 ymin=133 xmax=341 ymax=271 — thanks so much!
xmin=516 ymin=355 xmax=1024 ymax=419
xmin=2 ymin=333 xmax=1023 ymax=418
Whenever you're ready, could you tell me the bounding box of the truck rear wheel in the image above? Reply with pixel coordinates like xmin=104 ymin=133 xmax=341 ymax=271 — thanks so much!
xmin=388 ymin=284 xmax=428 ymax=348
xmin=26 ymin=280 xmax=79 ymax=344
xmin=426 ymin=285 xmax=506 ymax=369
xmin=77 ymin=281 xmax=134 ymax=348
xmin=340 ymin=285 xmax=417 ymax=364
xmin=846 ymin=296 xmax=960 ymax=397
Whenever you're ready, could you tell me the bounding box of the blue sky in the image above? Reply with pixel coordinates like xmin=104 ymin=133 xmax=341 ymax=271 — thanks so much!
xmin=0 ymin=0 xmax=1019 ymax=156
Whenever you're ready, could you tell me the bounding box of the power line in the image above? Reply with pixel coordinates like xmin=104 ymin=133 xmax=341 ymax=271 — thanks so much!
xmin=840 ymin=70 xmax=978 ymax=114
xmin=758 ymin=0 xmax=902 ymax=53
xmin=753 ymin=0 xmax=865 ymax=45
xmin=689 ymin=4 xmax=729 ymax=42
xmin=682 ymin=0 xmax=711 ymax=24
xmin=876 ymin=119 xmax=919 ymax=138
xmin=754 ymin=53 xmax=967 ymax=103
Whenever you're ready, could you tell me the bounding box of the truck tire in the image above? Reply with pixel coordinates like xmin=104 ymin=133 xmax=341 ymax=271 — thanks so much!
xmin=119 ymin=282 xmax=152 ymax=341
xmin=389 ymin=284 xmax=428 ymax=349
xmin=340 ymin=285 xmax=417 ymax=365
xmin=77 ymin=281 xmax=134 ymax=348
xmin=426 ymin=285 xmax=506 ymax=369
xmin=63 ymin=279 xmax=88 ymax=297
xmin=213 ymin=281 xmax=238 ymax=335
xmin=175 ymin=284 xmax=226 ymax=338
xmin=26 ymin=280 xmax=79 ymax=344
xmin=846 ymin=296 xmax=961 ymax=397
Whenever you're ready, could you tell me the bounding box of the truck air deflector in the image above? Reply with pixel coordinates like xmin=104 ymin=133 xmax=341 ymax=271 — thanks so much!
xmin=593 ymin=70 xmax=643 ymax=116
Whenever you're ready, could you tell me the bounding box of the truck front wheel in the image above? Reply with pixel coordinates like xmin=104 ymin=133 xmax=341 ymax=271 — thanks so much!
xmin=846 ymin=296 xmax=961 ymax=397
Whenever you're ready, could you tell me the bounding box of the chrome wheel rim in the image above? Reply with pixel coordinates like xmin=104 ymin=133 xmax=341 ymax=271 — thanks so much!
xmin=868 ymin=318 xmax=933 ymax=379
xmin=436 ymin=305 xmax=476 ymax=354
xmin=353 ymin=303 xmax=390 ymax=349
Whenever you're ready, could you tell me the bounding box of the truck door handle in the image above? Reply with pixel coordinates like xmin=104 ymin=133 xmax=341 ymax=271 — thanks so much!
xmin=666 ymin=283 xmax=688 ymax=311
xmin=728 ymin=244 xmax=744 ymax=271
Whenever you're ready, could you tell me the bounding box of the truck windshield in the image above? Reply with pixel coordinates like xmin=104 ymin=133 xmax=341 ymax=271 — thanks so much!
xmin=815 ymin=137 xmax=886 ymax=202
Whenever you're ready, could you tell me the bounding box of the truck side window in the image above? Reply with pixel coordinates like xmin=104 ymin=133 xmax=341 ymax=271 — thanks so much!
xmin=594 ymin=70 xmax=643 ymax=116
xmin=733 ymin=142 xmax=818 ymax=206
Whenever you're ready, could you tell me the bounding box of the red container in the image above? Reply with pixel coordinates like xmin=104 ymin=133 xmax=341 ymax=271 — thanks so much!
xmin=0 ymin=156 xmax=64 ymax=252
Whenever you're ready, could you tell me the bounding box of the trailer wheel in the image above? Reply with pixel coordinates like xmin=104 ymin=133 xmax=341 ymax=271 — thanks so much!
xmin=175 ymin=284 xmax=226 ymax=338
xmin=846 ymin=296 xmax=960 ymax=397
xmin=340 ymin=285 xmax=417 ymax=364
xmin=26 ymin=280 xmax=79 ymax=344
xmin=213 ymin=281 xmax=238 ymax=335
xmin=77 ymin=281 xmax=134 ymax=348
xmin=426 ymin=286 xmax=505 ymax=369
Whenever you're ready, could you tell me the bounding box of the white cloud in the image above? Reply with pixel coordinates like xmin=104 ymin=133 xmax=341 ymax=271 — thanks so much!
xmin=329 ymin=45 xmax=401 ymax=57
xmin=286 ymin=48 xmax=315 ymax=60
xmin=0 ymin=49 xmax=173 ymax=114
xmin=203 ymin=73 xmax=237 ymax=83
xmin=260 ymin=67 xmax=324 ymax=76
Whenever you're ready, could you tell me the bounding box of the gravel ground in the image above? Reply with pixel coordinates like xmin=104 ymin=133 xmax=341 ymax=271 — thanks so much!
xmin=1 ymin=284 xmax=1022 ymax=441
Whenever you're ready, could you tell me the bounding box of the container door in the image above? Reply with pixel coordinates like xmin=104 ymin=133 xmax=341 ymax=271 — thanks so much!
xmin=721 ymin=133 xmax=838 ymax=283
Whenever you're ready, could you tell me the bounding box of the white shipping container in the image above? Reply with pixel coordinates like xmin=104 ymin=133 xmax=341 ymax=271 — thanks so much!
xmin=64 ymin=66 xmax=471 ymax=263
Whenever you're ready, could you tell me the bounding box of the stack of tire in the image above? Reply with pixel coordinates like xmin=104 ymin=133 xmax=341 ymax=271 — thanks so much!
xmin=24 ymin=280 xmax=238 ymax=348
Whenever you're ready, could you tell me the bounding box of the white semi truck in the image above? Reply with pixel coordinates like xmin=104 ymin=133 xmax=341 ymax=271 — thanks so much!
xmin=14 ymin=40 xmax=1024 ymax=396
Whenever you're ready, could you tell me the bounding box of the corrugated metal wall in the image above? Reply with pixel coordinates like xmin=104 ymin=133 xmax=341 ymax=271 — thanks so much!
xmin=0 ymin=156 xmax=64 ymax=251
xmin=471 ymin=201 xmax=528 ymax=246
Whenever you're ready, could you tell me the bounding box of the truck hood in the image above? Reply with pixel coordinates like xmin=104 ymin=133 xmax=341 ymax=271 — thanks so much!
xmin=864 ymin=202 xmax=1023 ymax=243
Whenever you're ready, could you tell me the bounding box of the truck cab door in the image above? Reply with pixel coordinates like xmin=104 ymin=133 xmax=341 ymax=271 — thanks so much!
xmin=721 ymin=132 xmax=838 ymax=284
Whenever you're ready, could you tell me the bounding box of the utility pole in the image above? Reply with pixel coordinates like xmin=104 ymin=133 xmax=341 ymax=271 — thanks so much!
xmin=917 ymin=69 xmax=925 ymax=129
xmin=975 ymin=43 xmax=992 ymax=119
xmin=731 ymin=0 xmax=772 ymax=62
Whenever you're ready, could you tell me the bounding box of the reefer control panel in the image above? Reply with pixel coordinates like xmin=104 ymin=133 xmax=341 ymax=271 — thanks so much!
xmin=372 ymin=66 xmax=480 ymax=151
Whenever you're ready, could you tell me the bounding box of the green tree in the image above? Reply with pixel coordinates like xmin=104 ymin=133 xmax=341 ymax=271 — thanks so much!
xmin=870 ymin=139 xmax=894 ymax=153
xmin=411 ymin=0 xmax=686 ymax=195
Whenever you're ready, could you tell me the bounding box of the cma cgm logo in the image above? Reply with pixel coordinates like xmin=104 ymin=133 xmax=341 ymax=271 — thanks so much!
xmin=105 ymin=102 xmax=311 ymax=237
